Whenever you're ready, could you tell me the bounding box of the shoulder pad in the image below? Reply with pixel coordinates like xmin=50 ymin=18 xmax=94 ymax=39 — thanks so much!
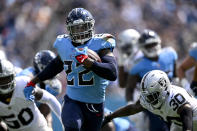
xmin=94 ymin=33 xmax=115 ymax=40
xmin=56 ymin=34 xmax=69 ymax=39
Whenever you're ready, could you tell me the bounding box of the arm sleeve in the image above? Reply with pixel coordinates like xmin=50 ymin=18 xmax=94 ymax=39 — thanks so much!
xmin=38 ymin=89 xmax=62 ymax=120
xmin=90 ymin=55 xmax=117 ymax=81
xmin=37 ymin=56 xmax=64 ymax=81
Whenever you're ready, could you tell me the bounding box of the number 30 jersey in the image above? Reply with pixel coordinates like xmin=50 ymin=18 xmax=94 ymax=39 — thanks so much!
xmin=54 ymin=33 xmax=116 ymax=104
xmin=0 ymin=76 xmax=48 ymax=131
xmin=140 ymin=85 xmax=197 ymax=126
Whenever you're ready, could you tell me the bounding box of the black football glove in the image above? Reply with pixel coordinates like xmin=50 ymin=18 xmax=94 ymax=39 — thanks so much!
xmin=190 ymin=81 xmax=197 ymax=96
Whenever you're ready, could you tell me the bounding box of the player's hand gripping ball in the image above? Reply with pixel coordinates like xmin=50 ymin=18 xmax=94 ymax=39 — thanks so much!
xmin=87 ymin=48 xmax=101 ymax=62
xmin=75 ymin=47 xmax=101 ymax=63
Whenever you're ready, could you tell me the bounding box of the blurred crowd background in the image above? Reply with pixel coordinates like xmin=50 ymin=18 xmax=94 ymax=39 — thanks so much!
xmin=0 ymin=0 xmax=197 ymax=68
xmin=0 ymin=0 xmax=197 ymax=130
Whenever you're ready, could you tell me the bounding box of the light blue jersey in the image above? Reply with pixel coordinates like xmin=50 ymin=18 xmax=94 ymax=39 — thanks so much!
xmin=130 ymin=47 xmax=177 ymax=79
xmin=54 ymin=33 xmax=116 ymax=103
xmin=16 ymin=67 xmax=36 ymax=78
xmin=189 ymin=46 xmax=197 ymax=60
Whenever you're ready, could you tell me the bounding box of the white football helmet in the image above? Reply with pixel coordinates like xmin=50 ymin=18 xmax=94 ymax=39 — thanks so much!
xmin=0 ymin=59 xmax=15 ymax=94
xmin=140 ymin=70 xmax=170 ymax=108
xmin=138 ymin=29 xmax=161 ymax=58
xmin=117 ymin=29 xmax=140 ymax=56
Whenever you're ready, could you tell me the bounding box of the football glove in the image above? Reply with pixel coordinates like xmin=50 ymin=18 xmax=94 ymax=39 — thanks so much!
xmin=74 ymin=47 xmax=88 ymax=63
xmin=24 ymin=81 xmax=36 ymax=101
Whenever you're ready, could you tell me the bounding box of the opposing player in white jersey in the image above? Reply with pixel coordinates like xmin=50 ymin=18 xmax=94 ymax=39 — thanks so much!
xmin=116 ymin=29 xmax=145 ymax=131
xmin=0 ymin=59 xmax=61 ymax=131
xmin=103 ymin=70 xmax=197 ymax=131
xmin=117 ymin=29 xmax=143 ymax=88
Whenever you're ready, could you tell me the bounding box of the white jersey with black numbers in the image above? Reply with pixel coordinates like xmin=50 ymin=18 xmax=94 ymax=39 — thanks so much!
xmin=140 ymin=85 xmax=197 ymax=126
xmin=0 ymin=76 xmax=48 ymax=131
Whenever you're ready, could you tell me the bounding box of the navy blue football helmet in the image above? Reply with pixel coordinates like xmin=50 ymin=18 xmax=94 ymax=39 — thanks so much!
xmin=138 ymin=29 xmax=161 ymax=58
xmin=33 ymin=50 xmax=56 ymax=73
xmin=66 ymin=8 xmax=95 ymax=44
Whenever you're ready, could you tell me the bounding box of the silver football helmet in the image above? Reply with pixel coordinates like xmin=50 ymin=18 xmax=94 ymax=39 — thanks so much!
xmin=138 ymin=29 xmax=161 ymax=58
xmin=117 ymin=29 xmax=140 ymax=56
xmin=0 ymin=59 xmax=15 ymax=94
xmin=140 ymin=70 xmax=170 ymax=108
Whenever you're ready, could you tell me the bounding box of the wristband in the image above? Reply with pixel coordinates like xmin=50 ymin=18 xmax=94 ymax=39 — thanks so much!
xmin=26 ymin=81 xmax=36 ymax=87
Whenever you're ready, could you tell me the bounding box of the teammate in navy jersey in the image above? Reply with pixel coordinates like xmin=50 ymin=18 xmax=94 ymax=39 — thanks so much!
xmin=125 ymin=29 xmax=178 ymax=131
xmin=23 ymin=8 xmax=118 ymax=131
xmin=178 ymin=42 xmax=197 ymax=96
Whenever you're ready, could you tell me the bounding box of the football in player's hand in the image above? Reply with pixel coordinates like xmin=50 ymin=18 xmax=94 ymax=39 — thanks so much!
xmin=87 ymin=49 xmax=101 ymax=62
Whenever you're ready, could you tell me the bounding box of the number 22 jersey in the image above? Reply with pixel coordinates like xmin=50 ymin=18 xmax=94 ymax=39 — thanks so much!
xmin=54 ymin=33 xmax=116 ymax=104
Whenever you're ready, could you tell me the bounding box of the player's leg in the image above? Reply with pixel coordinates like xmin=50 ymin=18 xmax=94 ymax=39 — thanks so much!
xmin=81 ymin=103 xmax=104 ymax=131
xmin=61 ymin=95 xmax=84 ymax=130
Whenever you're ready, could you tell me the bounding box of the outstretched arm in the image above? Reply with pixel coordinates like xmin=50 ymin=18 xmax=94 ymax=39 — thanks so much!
xmin=31 ymin=55 xmax=64 ymax=84
xmin=102 ymin=100 xmax=144 ymax=126
xmin=177 ymin=56 xmax=196 ymax=80
xmin=24 ymin=55 xmax=64 ymax=101
xmin=35 ymin=88 xmax=62 ymax=120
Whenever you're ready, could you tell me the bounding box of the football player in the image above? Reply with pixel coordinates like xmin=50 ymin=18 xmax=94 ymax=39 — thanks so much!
xmin=125 ymin=29 xmax=178 ymax=131
xmin=17 ymin=50 xmax=63 ymax=130
xmin=117 ymin=29 xmax=143 ymax=88
xmin=103 ymin=70 xmax=197 ymax=131
xmin=116 ymin=29 xmax=145 ymax=131
xmin=23 ymin=8 xmax=117 ymax=131
xmin=178 ymin=42 xmax=197 ymax=96
xmin=0 ymin=59 xmax=61 ymax=131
